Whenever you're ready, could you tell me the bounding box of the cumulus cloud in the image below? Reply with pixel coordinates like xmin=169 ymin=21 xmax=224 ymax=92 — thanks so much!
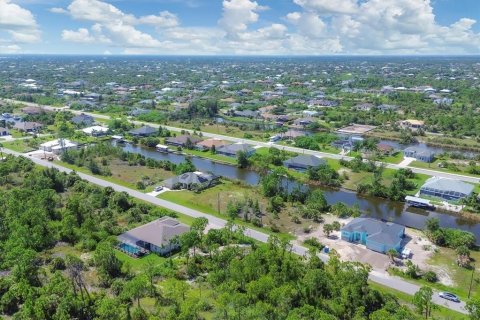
xmin=0 ymin=0 xmax=40 ymax=47
xmin=53 ymin=0 xmax=480 ymax=55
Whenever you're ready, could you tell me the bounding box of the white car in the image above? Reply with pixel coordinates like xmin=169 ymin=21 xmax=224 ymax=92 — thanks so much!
xmin=154 ymin=186 xmax=163 ymax=192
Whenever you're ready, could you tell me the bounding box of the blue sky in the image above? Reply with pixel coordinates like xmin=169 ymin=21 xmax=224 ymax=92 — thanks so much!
xmin=0 ymin=0 xmax=479 ymax=55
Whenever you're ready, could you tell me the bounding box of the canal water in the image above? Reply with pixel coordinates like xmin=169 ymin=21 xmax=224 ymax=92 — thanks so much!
xmin=118 ymin=142 xmax=480 ymax=241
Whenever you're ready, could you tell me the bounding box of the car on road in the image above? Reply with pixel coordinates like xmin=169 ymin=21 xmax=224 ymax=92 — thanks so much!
xmin=439 ymin=292 xmax=460 ymax=302
xmin=154 ymin=186 xmax=164 ymax=192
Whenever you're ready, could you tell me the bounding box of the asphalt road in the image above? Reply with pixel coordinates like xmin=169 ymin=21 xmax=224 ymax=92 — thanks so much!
xmin=8 ymin=98 xmax=477 ymax=184
xmin=1 ymin=147 xmax=468 ymax=314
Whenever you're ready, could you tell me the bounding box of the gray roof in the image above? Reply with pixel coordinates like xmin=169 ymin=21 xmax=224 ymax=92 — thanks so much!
xmin=421 ymin=177 xmax=474 ymax=196
xmin=284 ymin=154 xmax=326 ymax=168
xmin=118 ymin=217 xmax=189 ymax=248
xmin=216 ymin=143 xmax=255 ymax=155
xmin=162 ymin=172 xmax=218 ymax=189
xmin=71 ymin=113 xmax=94 ymax=124
xmin=165 ymin=135 xmax=202 ymax=145
xmin=129 ymin=126 xmax=157 ymax=136
xmin=342 ymin=218 xmax=404 ymax=246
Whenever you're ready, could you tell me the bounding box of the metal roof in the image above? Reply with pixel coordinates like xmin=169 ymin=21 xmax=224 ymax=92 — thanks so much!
xmin=420 ymin=177 xmax=474 ymax=196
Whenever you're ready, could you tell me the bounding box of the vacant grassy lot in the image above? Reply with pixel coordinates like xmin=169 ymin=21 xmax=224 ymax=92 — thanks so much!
xmin=3 ymin=135 xmax=53 ymax=153
xmin=411 ymin=160 xmax=480 ymax=178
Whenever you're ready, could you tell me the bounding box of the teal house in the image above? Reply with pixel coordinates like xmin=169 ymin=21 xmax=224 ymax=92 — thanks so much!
xmin=341 ymin=218 xmax=405 ymax=253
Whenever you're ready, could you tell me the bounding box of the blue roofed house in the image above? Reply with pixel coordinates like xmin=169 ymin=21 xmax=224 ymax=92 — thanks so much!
xmin=419 ymin=177 xmax=474 ymax=202
xmin=216 ymin=143 xmax=256 ymax=158
xmin=283 ymin=154 xmax=326 ymax=172
xmin=403 ymin=147 xmax=435 ymax=163
xmin=341 ymin=218 xmax=405 ymax=253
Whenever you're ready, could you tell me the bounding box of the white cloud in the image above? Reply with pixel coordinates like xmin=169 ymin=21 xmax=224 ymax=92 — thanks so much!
xmin=0 ymin=0 xmax=40 ymax=50
xmin=55 ymin=0 xmax=480 ymax=55
xmin=138 ymin=11 xmax=179 ymax=28
xmin=49 ymin=7 xmax=67 ymax=14
xmin=218 ymin=0 xmax=267 ymax=39
xmin=62 ymin=28 xmax=96 ymax=43
xmin=293 ymin=0 xmax=358 ymax=15
xmin=0 ymin=44 xmax=21 ymax=53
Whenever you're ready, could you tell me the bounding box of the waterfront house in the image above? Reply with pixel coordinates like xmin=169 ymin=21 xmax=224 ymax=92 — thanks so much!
xmin=162 ymin=172 xmax=219 ymax=190
xmin=82 ymin=125 xmax=109 ymax=137
xmin=419 ymin=177 xmax=474 ymax=202
xmin=196 ymin=138 xmax=228 ymax=151
xmin=403 ymin=147 xmax=435 ymax=163
xmin=216 ymin=143 xmax=256 ymax=158
xmin=117 ymin=217 xmax=189 ymax=256
xmin=165 ymin=135 xmax=202 ymax=148
xmin=341 ymin=218 xmax=405 ymax=253
xmin=129 ymin=126 xmax=157 ymax=137
xmin=40 ymin=139 xmax=78 ymax=154
xmin=283 ymin=154 xmax=326 ymax=172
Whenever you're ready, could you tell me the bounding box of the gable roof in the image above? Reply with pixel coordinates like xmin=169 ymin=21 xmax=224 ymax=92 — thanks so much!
xmin=165 ymin=135 xmax=202 ymax=145
xmin=118 ymin=217 xmax=189 ymax=248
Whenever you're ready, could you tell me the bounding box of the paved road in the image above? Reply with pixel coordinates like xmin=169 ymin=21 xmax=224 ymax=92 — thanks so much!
xmin=7 ymin=98 xmax=477 ymax=184
xmin=1 ymin=147 xmax=468 ymax=314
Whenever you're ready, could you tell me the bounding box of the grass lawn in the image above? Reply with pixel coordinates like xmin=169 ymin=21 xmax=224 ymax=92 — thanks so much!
xmin=426 ymin=247 xmax=480 ymax=299
xmin=369 ymin=282 xmax=468 ymax=320
xmin=184 ymin=148 xmax=237 ymax=165
xmin=115 ymin=250 xmax=169 ymax=273
xmin=158 ymin=180 xmax=294 ymax=241
xmin=382 ymin=151 xmax=404 ymax=164
xmin=3 ymin=135 xmax=53 ymax=153
xmin=410 ymin=160 xmax=480 ymax=178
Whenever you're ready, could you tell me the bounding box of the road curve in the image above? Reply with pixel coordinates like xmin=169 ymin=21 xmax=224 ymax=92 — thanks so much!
xmin=1 ymin=147 xmax=467 ymax=314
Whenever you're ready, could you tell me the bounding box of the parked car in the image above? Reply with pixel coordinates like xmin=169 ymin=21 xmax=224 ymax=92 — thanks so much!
xmin=439 ymin=292 xmax=460 ymax=302
xmin=154 ymin=186 xmax=164 ymax=192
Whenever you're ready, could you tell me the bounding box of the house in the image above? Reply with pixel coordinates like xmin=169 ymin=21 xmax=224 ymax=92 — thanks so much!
xmin=165 ymin=135 xmax=202 ymax=148
xmin=13 ymin=121 xmax=43 ymax=133
xmin=355 ymin=103 xmax=374 ymax=111
xmin=399 ymin=119 xmax=425 ymax=131
xmin=377 ymin=104 xmax=398 ymax=112
xmin=196 ymin=138 xmax=228 ymax=151
xmin=82 ymin=126 xmax=109 ymax=137
xmin=0 ymin=127 xmax=9 ymax=136
xmin=293 ymin=118 xmax=315 ymax=127
xmin=283 ymin=155 xmax=326 ymax=172
xmin=233 ymin=110 xmax=259 ymax=118
xmin=71 ymin=113 xmax=95 ymax=126
xmin=40 ymin=139 xmax=78 ymax=154
xmin=216 ymin=143 xmax=256 ymax=158
xmin=419 ymin=177 xmax=474 ymax=201
xmin=341 ymin=218 xmax=405 ymax=253
xmin=162 ymin=172 xmax=219 ymax=190
xmin=403 ymin=147 xmax=435 ymax=163
xmin=117 ymin=217 xmax=189 ymax=256
xmin=129 ymin=126 xmax=157 ymax=137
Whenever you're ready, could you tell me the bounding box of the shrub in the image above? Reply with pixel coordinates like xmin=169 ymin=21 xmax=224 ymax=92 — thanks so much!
xmin=423 ymin=271 xmax=438 ymax=283
xmin=304 ymin=237 xmax=325 ymax=250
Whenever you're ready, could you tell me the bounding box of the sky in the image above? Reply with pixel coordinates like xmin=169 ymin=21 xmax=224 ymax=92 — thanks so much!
xmin=0 ymin=0 xmax=479 ymax=55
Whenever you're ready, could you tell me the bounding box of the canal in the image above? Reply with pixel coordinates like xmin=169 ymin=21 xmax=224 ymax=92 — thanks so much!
xmin=119 ymin=142 xmax=480 ymax=241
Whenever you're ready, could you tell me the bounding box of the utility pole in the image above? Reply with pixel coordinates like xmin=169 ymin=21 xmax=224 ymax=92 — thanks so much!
xmin=468 ymin=263 xmax=476 ymax=299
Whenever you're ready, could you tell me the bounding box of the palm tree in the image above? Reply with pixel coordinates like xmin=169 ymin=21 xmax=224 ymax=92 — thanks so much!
xmin=387 ymin=248 xmax=398 ymax=264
